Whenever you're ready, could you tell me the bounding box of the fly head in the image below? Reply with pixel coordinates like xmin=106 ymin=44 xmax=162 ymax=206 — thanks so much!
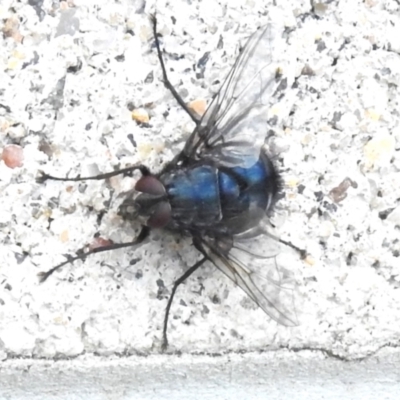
xmin=118 ymin=175 xmax=171 ymax=229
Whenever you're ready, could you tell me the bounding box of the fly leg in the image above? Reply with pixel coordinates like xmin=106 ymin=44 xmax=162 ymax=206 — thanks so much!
xmin=266 ymin=231 xmax=307 ymax=259
xmin=278 ymin=238 xmax=307 ymax=259
xmin=38 ymin=226 xmax=150 ymax=282
xmin=37 ymin=164 xmax=150 ymax=183
xmin=162 ymin=256 xmax=207 ymax=351
xmin=150 ymin=14 xmax=201 ymax=125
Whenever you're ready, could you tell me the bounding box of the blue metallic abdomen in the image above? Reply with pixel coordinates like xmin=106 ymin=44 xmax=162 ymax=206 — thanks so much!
xmin=219 ymin=159 xmax=272 ymax=218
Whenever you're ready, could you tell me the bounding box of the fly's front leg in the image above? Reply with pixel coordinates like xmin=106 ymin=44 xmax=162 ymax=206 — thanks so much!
xmin=37 ymin=164 xmax=150 ymax=183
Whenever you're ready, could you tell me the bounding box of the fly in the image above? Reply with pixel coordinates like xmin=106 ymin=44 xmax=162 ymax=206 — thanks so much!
xmin=38 ymin=16 xmax=305 ymax=350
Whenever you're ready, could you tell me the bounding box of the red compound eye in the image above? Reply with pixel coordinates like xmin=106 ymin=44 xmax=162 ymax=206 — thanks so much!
xmin=147 ymin=201 xmax=171 ymax=228
xmin=135 ymin=175 xmax=166 ymax=195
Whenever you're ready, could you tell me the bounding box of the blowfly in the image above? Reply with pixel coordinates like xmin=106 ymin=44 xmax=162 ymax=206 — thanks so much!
xmin=38 ymin=16 xmax=305 ymax=350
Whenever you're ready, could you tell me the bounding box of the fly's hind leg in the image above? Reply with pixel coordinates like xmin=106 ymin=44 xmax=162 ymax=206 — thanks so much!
xmin=278 ymin=238 xmax=307 ymax=259
xmin=162 ymin=256 xmax=207 ymax=351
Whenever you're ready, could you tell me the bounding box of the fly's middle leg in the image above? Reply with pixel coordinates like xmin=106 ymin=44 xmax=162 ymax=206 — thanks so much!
xmin=150 ymin=14 xmax=201 ymax=125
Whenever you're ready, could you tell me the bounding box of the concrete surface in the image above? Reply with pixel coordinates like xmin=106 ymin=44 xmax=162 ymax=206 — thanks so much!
xmin=2 ymin=349 xmax=400 ymax=399
xmin=1 ymin=0 xmax=400 ymax=397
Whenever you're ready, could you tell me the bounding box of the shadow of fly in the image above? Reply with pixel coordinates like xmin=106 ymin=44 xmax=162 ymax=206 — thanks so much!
xmin=38 ymin=16 xmax=305 ymax=350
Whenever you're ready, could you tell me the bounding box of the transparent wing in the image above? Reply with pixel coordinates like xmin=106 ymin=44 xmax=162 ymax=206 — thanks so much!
xmin=183 ymin=23 xmax=289 ymax=168
xmin=200 ymin=223 xmax=298 ymax=327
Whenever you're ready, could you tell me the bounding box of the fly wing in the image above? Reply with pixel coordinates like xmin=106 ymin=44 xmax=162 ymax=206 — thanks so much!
xmin=200 ymin=226 xmax=298 ymax=327
xmin=183 ymin=23 xmax=291 ymax=168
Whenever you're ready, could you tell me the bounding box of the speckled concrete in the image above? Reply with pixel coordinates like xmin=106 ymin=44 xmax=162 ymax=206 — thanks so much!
xmin=1 ymin=0 xmax=399 ymax=393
